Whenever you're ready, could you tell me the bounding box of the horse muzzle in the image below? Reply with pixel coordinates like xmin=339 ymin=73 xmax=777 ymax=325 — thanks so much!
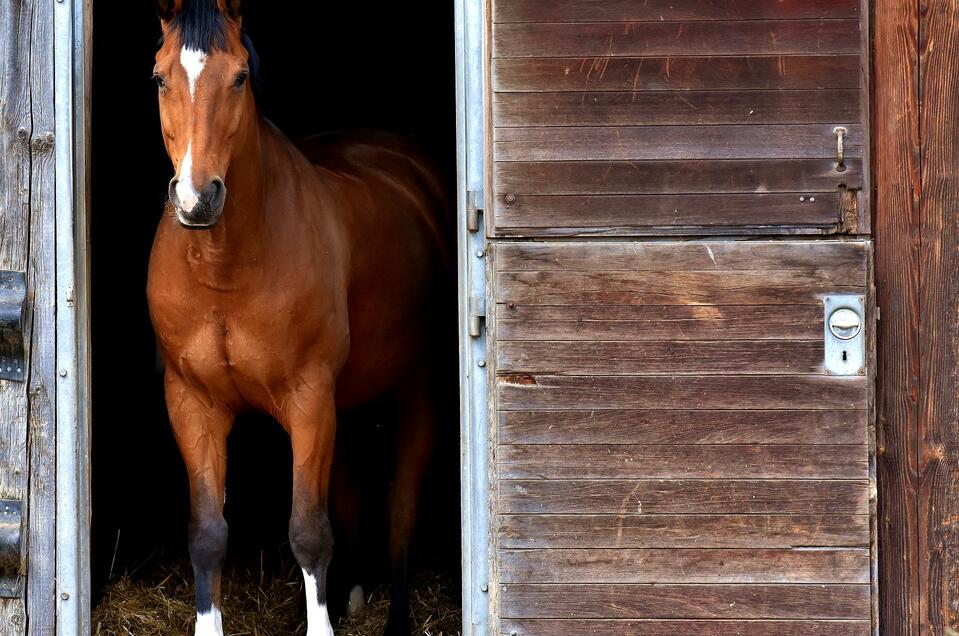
xmin=169 ymin=176 xmax=226 ymax=229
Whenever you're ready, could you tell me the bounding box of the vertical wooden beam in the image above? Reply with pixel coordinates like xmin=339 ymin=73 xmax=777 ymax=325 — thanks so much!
xmin=919 ymin=1 xmax=959 ymax=632
xmin=874 ymin=0 xmax=921 ymax=633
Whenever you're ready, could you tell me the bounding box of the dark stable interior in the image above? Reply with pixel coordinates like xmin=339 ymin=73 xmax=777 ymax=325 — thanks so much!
xmin=90 ymin=0 xmax=458 ymax=611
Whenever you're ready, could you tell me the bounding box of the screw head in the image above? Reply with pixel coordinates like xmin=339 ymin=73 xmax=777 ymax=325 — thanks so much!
xmin=506 ymin=301 xmax=517 ymax=310
xmin=477 ymin=360 xmax=486 ymax=368
xmin=504 ymin=193 xmax=517 ymax=205
xmin=60 ymin=592 xmax=70 ymax=601
xmin=58 ymin=369 xmax=67 ymax=377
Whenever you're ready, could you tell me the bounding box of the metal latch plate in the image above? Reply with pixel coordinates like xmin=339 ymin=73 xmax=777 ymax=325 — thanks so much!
xmin=0 ymin=271 xmax=26 ymax=382
xmin=0 ymin=499 xmax=22 ymax=598
xmin=823 ymin=294 xmax=865 ymax=376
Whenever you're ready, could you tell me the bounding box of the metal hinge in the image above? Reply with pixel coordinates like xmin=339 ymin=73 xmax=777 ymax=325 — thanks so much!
xmin=0 ymin=271 xmax=26 ymax=382
xmin=466 ymin=190 xmax=483 ymax=233
xmin=0 ymin=500 xmax=23 ymax=598
xmin=469 ymin=294 xmax=486 ymax=338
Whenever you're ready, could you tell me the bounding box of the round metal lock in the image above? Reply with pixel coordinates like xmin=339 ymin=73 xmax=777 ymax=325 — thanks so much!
xmin=828 ymin=307 xmax=862 ymax=340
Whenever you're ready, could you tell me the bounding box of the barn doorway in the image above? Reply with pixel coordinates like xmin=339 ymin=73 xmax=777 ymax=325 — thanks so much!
xmin=88 ymin=2 xmax=461 ymax=632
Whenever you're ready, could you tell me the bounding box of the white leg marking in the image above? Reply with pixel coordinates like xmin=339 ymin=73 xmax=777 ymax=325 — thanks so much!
xmin=303 ymin=569 xmax=335 ymax=636
xmin=175 ymin=142 xmax=200 ymax=213
xmin=180 ymin=46 xmax=208 ymax=101
xmin=194 ymin=607 xmax=223 ymax=636
xmin=346 ymin=584 xmax=366 ymax=617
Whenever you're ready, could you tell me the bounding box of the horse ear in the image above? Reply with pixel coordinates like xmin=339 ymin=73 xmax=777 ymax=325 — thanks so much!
xmin=156 ymin=0 xmax=183 ymax=22
xmin=218 ymin=0 xmax=242 ymax=19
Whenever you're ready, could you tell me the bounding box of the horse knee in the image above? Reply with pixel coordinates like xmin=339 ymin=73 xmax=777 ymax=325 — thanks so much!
xmin=188 ymin=516 xmax=229 ymax=571
xmin=289 ymin=508 xmax=334 ymax=573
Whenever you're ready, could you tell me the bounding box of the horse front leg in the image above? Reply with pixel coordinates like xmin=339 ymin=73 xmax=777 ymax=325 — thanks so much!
xmin=284 ymin=382 xmax=338 ymax=636
xmin=165 ymin=373 xmax=234 ymax=636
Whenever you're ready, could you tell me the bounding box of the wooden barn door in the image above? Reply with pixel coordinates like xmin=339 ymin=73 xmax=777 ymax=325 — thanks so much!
xmin=483 ymin=1 xmax=874 ymax=634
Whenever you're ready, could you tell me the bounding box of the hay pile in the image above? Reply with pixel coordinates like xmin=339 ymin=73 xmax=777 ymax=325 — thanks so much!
xmin=92 ymin=561 xmax=462 ymax=636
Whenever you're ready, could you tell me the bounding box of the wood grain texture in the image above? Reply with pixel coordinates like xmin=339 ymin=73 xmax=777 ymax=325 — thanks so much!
xmin=500 ymin=619 xmax=871 ymax=636
xmin=493 ymin=90 xmax=862 ymax=127
xmin=499 ymin=583 xmax=871 ymax=618
xmin=918 ymin=0 xmax=959 ymax=632
xmin=499 ymin=410 xmax=868 ymax=445
xmin=493 ymin=125 xmax=864 ymax=162
xmin=493 ymin=21 xmax=861 ymax=58
xmin=493 ymin=0 xmax=861 ymax=23
xmin=498 ymin=305 xmax=826 ymax=342
xmin=874 ymin=0 xmax=921 ymax=633
xmin=494 ymin=159 xmax=862 ymax=195
xmin=499 ymin=548 xmax=870 ymax=584
xmin=500 ymin=479 xmax=870 ymax=515
xmin=499 ymin=515 xmax=870 ymax=549
xmin=493 ymin=56 xmax=861 ymax=92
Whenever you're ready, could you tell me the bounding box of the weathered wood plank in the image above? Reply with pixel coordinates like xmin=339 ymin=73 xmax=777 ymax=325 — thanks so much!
xmin=493 ymin=56 xmax=861 ymax=92
xmin=500 ymin=479 xmax=870 ymax=515
xmin=497 ymin=340 xmax=825 ymax=375
xmin=493 ymin=90 xmax=862 ymax=127
xmin=874 ymin=0 xmax=920 ymax=632
xmin=494 ymin=194 xmax=841 ymax=232
xmin=499 ymin=548 xmax=871 ymax=584
xmin=494 ymin=21 xmax=861 ymax=58
xmin=496 ymin=271 xmax=863 ymax=306
xmin=499 ymin=444 xmax=868 ymax=480
xmin=493 ymin=0 xmax=861 ymax=23
xmin=499 ymin=515 xmax=870 ymax=549
xmin=494 ymin=159 xmax=862 ymax=195
xmin=500 ymin=619 xmax=871 ymax=636
xmin=497 ymin=375 xmax=868 ymax=411
xmin=499 ymin=410 xmax=868 ymax=445
xmin=494 ymin=125 xmax=863 ymax=162
xmin=498 ymin=305 xmax=825 ymax=342
xmin=495 ymin=240 xmax=868 ymax=273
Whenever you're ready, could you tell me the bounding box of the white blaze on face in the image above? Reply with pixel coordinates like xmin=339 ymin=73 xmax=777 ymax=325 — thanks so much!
xmin=303 ymin=570 xmax=335 ymax=636
xmin=175 ymin=47 xmax=207 ymax=214
xmin=194 ymin=607 xmax=223 ymax=636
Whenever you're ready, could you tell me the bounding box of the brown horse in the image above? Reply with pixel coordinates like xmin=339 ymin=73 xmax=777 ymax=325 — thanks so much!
xmin=146 ymin=1 xmax=450 ymax=634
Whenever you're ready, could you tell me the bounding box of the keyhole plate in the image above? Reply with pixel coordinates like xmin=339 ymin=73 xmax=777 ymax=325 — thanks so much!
xmin=823 ymin=295 xmax=866 ymax=376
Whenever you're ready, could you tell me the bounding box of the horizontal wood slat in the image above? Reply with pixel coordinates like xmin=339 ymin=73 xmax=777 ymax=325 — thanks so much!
xmin=498 ymin=305 xmax=826 ymax=341
xmin=499 ymin=548 xmax=870 ymax=584
xmin=494 ymin=159 xmax=862 ymax=196
xmin=500 ymin=619 xmax=871 ymax=636
xmin=494 ymin=21 xmax=861 ymax=58
xmin=497 ymin=340 xmax=824 ymax=375
xmin=494 ymin=125 xmax=863 ymax=162
xmin=500 ymin=479 xmax=870 ymax=515
xmin=494 ymin=0 xmax=861 ymax=23
xmin=494 ymin=90 xmax=862 ymax=127
xmin=499 ymin=583 xmax=871 ymax=618
xmin=499 ymin=514 xmax=870 ymax=549
xmin=499 ymin=410 xmax=867 ymax=445
xmin=499 ymin=444 xmax=867 ymax=480
xmin=493 ymin=56 xmax=861 ymax=92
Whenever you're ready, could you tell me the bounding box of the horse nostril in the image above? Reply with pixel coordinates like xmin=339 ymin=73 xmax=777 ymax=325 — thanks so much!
xmin=202 ymin=178 xmax=226 ymax=209
xmin=168 ymin=178 xmax=180 ymax=206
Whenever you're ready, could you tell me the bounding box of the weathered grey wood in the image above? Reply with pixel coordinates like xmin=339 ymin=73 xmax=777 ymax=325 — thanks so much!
xmin=493 ymin=90 xmax=862 ymax=127
xmin=497 ymin=340 xmax=825 ymax=375
xmin=494 ymin=159 xmax=862 ymax=196
xmin=501 ymin=619 xmax=871 ymax=636
xmin=0 ymin=0 xmax=57 ymax=631
xmin=498 ymin=305 xmax=826 ymax=342
xmin=493 ymin=56 xmax=862 ymax=92
xmin=495 ymin=241 xmax=868 ymax=273
xmin=499 ymin=515 xmax=870 ymax=549
xmin=499 ymin=444 xmax=868 ymax=480
xmin=494 ymin=21 xmax=861 ymax=58
xmin=494 ymin=125 xmax=863 ymax=162
xmin=500 ymin=583 xmax=871 ymax=618
xmin=494 ymin=193 xmax=842 ymax=232
xmin=500 ymin=479 xmax=870 ymax=515
xmin=493 ymin=0 xmax=861 ymax=23
xmin=499 ymin=410 xmax=868 ymax=445
xmin=499 ymin=548 xmax=871 ymax=584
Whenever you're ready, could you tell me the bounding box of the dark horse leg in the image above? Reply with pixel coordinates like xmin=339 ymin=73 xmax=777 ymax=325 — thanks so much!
xmin=166 ymin=373 xmax=234 ymax=636
xmin=329 ymin=441 xmax=367 ymax=618
xmin=285 ymin=382 xmax=338 ymax=636
xmin=384 ymin=368 xmax=438 ymax=636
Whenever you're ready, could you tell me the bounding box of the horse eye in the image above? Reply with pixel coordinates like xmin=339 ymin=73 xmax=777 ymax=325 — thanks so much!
xmin=153 ymin=74 xmax=166 ymax=89
xmin=234 ymin=72 xmax=248 ymax=88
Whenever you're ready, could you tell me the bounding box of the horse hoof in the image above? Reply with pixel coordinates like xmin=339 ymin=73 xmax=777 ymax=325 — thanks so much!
xmin=346 ymin=584 xmax=366 ymax=617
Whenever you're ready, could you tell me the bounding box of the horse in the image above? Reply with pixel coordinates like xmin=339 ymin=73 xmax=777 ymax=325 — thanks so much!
xmin=146 ymin=1 xmax=451 ymax=634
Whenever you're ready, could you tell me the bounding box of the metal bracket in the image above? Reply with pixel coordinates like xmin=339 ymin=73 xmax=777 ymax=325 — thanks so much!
xmin=823 ymin=294 xmax=865 ymax=376
xmin=466 ymin=190 xmax=483 ymax=233
xmin=0 ymin=271 xmax=26 ymax=382
xmin=834 ymin=126 xmax=847 ymax=173
xmin=0 ymin=500 xmax=23 ymax=598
